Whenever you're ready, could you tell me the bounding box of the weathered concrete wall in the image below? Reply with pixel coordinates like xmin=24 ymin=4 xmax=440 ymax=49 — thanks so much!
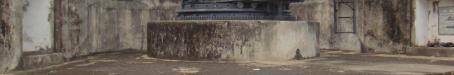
xmin=290 ymin=0 xmax=336 ymax=50
xmin=147 ymin=21 xmax=319 ymax=61
xmin=0 ymin=0 xmax=13 ymax=73
xmin=19 ymin=52 xmax=64 ymax=70
xmin=0 ymin=0 xmax=25 ymax=73
xmin=358 ymin=0 xmax=413 ymax=53
xmin=414 ymin=0 xmax=454 ymax=46
xmin=54 ymin=0 xmax=180 ymax=59
xmin=22 ymin=0 xmax=53 ymax=52
xmin=291 ymin=0 xmax=413 ymax=53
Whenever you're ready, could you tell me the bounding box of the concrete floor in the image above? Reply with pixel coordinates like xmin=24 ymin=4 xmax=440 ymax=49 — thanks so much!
xmin=10 ymin=50 xmax=454 ymax=75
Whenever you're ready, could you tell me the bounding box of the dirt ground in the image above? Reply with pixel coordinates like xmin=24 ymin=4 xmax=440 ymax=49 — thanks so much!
xmin=7 ymin=50 xmax=454 ymax=75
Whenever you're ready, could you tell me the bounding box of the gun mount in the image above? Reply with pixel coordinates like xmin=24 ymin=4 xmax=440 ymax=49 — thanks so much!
xmin=176 ymin=0 xmax=303 ymax=20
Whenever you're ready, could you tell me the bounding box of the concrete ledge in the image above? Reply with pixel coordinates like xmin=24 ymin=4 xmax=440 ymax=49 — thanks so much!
xmin=19 ymin=52 xmax=65 ymax=70
xmin=407 ymin=47 xmax=454 ymax=57
xmin=147 ymin=20 xmax=320 ymax=61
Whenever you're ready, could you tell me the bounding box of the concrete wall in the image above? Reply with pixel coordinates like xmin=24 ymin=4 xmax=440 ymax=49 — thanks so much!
xmin=0 ymin=0 xmax=421 ymax=73
xmin=414 ymin=0 xmax=430 ymax=46
xmin=2 ymin=0 xmax=180 ymax=72
xmin=292 ymin=0 xmax=454 ymax=51
xmin=147 ymin=21 xmax=319 ymax=61
xmin=414 ymin=0 xmax=454 ymax=46
xmin=22 ymin=0 xmax=53 ymax=52
xmin=291 ymin=0 xmax=413 ymax=53
xmin=0 ymin=0 xmax=25 ymax=73
xmin=54 ymin=0 xmax=180 ymax=59
xmin=290 ymin=0 xmax=336 ymax=50
xmin=358 ymin=0 xmax=413 ymax=53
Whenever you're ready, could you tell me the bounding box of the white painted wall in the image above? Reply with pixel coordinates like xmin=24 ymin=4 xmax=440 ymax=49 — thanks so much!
xmin=22 ymin=0 xmax=52 ymax=52
xmin=428 ymin=0 xmax=454 ymax=42
xmin=414 ymin=0 xmax=430 ymax=46
xmin=432 ymin=0 xmax=454 ymax=43
xmin=414 ymin=0 xmax=454 ymax=46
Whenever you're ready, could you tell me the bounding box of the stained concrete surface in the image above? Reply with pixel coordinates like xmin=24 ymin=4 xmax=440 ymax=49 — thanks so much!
xmin=22 ymin=0 xmax=52 ymax=52
xmin=290 ymin=0 xmax=413 ymax=53
xmin=53 ymin=0 xmax=180 ymax=60
xmin=0 ymin=0 xmax=26 ymax=73
xmin=148 ymin=21 xmax=319 ymax=61
xmin=9 ymin=50 xmax=454 ymax=75
xmin=19 ymin=52 xmax=65 ymax=70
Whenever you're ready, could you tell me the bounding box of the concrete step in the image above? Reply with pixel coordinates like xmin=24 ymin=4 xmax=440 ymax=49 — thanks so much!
xmin=407 ymin=47 xmax=454 ymax=57
xmin=18 ymin=51 xmax=65 ymax=70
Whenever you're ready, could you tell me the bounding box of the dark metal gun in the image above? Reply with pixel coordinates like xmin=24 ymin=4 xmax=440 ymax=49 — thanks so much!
xmin=177 ymin=0 xmax=304 ymax=20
